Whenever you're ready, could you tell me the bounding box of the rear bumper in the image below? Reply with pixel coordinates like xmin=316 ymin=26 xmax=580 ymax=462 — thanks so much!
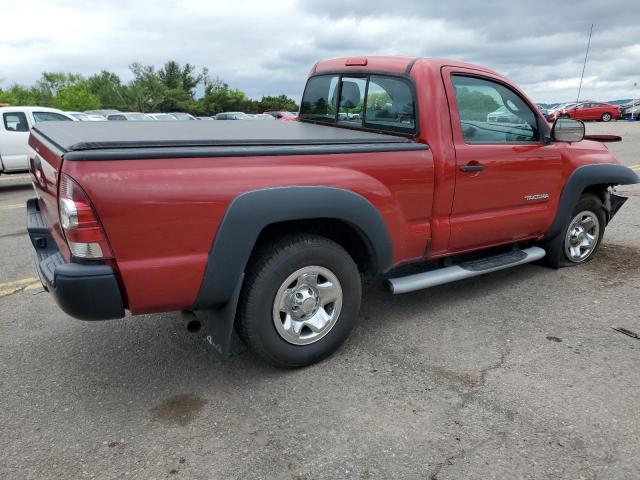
xmin=27 ymin=198 xmax=125 ymax=320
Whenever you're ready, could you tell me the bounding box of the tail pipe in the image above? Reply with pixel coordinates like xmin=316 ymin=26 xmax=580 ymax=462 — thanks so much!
xmin=180 ymin=310 xmax=201 ymax=333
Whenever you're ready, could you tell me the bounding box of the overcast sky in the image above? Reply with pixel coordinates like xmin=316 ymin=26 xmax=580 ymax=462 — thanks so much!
xmin=2 ymin=0 xmax=639 ymax=103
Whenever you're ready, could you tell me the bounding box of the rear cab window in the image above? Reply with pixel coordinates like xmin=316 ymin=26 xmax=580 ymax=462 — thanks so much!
xmin=300 ymin=73 xmax=416 ymax=135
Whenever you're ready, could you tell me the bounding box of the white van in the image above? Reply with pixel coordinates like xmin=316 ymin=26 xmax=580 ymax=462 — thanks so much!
xmin=0 ymin=106 xmax=75 ymax=173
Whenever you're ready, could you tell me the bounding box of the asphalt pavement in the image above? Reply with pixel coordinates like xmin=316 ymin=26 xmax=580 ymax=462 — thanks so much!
xmin=1 ymin=121 xmax=639 ymax=479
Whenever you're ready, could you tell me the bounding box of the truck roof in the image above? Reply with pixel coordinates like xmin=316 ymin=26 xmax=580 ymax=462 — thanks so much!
xmin=313 ymin=56 xmax=499 ymax=76
xmin=32 ymin=119 xmax=417 ymax=154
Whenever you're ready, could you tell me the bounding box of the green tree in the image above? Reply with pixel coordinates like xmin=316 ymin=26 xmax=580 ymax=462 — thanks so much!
xmin=128 ymin=61 xmax=208 ymax=113
xmin=255 ymin=95 xmax=299 ymax=113
xmin=129 ymin=62 xmax=168 ymax=112
xmin=201 ymin=78 xmax=249 ymax=114
xmin=0 ymin=84 xmax=47 ymax=106
xmin=37 ymin=72 xmax=84 ymax=94
xmin=86 ymin=71 xmax=129 ymax=110
xmin=0 ymin=61 xmax=297 ymax=116
xmin=31 ymin=72 xmax=85 ymax=106
xmin=54 ymin=82 xmax=101 ymax=111
xmin=158 ymin=61 xmax=206 ymax=94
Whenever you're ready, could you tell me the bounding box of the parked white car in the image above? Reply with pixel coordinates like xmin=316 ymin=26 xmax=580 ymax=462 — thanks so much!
xmin=147 ymin=113 xmax=178 ymax=121
xmin=85 ymin=109 xmax=122 ymax=117
xmin=66 ymin=111 xmax=107 ymax=121
xmin=0 ymin=106 xmax=75 ymax=173
xmin=168 ymin=112 xmax=196 ymax=120
xmin=106 ymin=112 xmax=152 ymax=121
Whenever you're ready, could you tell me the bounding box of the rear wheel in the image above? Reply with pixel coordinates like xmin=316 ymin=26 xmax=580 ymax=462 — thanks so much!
xmin=236 ymin=234 xmax=361 ymax=368
xmin=542 ymin=193 xmax=606 ymax=268
xmin=601 ymin=112 xmax=612 ymax=122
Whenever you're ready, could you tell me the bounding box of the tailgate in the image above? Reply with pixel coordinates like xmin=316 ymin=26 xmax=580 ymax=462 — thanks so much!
xmin=27 ymin=130 xmax=71 ymax=260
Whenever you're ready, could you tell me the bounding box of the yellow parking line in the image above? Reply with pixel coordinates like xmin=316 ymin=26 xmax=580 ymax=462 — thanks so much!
xmin=0 ymin=203 xmax=24 ymax=210
xmin=0 ymin=277 xmax=39 ymax=289
xmin=0 ymin=277 xmax=42 ymax=298
xmin=630 ymin=164 xmax=640 ymax=171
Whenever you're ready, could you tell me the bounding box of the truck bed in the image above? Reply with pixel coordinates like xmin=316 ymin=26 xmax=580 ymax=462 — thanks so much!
xmin=32 ymin=120 xmax=423 ymax=161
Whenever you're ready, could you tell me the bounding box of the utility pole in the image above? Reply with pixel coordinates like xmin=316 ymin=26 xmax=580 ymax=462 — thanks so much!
xmin=576 ymin=23 xmax=594 ymax=104
xmin=633 ymin=82 xmax=638 ymax=121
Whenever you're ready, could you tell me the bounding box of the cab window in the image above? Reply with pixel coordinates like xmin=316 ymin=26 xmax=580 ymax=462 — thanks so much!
xmin=451 ymin=75 xmax=539 ymax=144
xmin=337 ymin=77 xmax=365 ymax=125
xmin=33 ymin=111 xmax=72 ymax=122
xmin=300 ymin=75 xmax=339 ymax=122
xmin=365 ymin=75 xmax=416 ymax=132
xmin=3 ymin=112 xmax=29 ymax=132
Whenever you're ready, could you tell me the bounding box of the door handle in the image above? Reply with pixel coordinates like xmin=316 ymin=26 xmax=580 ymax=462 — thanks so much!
xmin=460 ymin=163 xmax=485 ymax=173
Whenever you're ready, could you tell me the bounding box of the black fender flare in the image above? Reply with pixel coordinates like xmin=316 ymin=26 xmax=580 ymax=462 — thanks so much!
xmin=192 ymin=186 xmax=393 ymax=310
xmin=544 ymin=163 xmax=639 ymax=240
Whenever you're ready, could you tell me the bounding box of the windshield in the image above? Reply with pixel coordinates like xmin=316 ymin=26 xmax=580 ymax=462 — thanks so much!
xmin=171 ymin=113 xmax=193 ymax=120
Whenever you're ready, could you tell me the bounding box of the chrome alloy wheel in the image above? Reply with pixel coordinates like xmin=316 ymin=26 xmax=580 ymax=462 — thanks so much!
xmin=272 ymin=266 xmax=343 ymax=345
xmin=564 ymin=210 xmax=600 ymax=263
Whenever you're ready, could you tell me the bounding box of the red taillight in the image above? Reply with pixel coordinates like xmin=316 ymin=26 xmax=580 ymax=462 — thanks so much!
xmin=59 ymin=174 xmax=113 ymax=259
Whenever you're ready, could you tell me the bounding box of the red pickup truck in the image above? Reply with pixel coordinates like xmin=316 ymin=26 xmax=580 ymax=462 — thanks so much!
xmin=27 ymin=56 xmax=638 ymax=367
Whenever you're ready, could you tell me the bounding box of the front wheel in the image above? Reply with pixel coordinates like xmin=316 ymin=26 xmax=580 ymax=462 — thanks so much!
xmin=601 ymin=112 xmax=612 ymax=122
xmin=236 ymin=234 xmax=362 ymax=368
xmin=541 ymin=193 xmax=606 ymax=268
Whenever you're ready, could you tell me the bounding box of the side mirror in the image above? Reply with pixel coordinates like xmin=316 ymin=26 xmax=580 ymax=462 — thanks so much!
xmin=552 ymin=118 xmax=585 ymax=143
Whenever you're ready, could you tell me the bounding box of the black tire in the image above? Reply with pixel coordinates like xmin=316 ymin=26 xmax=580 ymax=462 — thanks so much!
xmin=236 ymin=234 xmax=362 ymax=368
xmin=601 ymin=112 xmax=612 ymax=122
xmin=541 ymin=193 xmax=606 ymax=268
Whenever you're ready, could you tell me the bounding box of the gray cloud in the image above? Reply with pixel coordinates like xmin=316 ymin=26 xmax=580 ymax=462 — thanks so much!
xmin=1 ymin=0 xmax=639 ymax=102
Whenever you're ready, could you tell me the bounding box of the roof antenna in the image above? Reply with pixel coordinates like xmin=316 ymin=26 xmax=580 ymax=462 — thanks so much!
xmin=576 ymin=23 xmax=594 ymax=104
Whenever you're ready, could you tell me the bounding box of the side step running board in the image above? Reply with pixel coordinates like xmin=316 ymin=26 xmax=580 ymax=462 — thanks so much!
xmin=386 ymin=246 xmax=546 ymax=294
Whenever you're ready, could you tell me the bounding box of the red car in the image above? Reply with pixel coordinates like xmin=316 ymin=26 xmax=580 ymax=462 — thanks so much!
xmin=550 ymin=101 xmax=621 ymax=122
xmin=26 ymin=56 xmax=638 ymax=367
xmin=264 ymin=110 xmax=298 ymax=121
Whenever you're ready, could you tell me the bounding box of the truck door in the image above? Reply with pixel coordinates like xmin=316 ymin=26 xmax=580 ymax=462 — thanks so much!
xmin=0 ymin=111 xmax=31 ymax=172
xmin=442 ymin=68 xmax=563 ymax=252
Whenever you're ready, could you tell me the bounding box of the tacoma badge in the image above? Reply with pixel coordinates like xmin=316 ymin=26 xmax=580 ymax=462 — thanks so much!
xmin=524 ymin=193 xmax=550 ymax=201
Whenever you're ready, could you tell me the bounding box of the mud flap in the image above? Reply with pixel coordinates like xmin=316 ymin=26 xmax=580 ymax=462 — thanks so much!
xmin=197 ymin=273 xmax=246 ymax=358
xmin=604 ymin=189 xmax=628 ymax=223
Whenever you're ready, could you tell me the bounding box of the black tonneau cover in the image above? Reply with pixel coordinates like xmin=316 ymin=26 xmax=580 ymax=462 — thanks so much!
xmin=32 ymin=121 xmax=427 ymax=161
xmin=34 ymin=120 xmax=413 ymax=152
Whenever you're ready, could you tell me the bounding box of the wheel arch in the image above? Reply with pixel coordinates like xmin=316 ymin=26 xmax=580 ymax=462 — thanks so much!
xmin=544 ymin=163 xmax=639 ymax=240
xmin=191 ymin=186 xmax=393 ymax=310
xmin=250 ymin=218 xmax=378 ymax=276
